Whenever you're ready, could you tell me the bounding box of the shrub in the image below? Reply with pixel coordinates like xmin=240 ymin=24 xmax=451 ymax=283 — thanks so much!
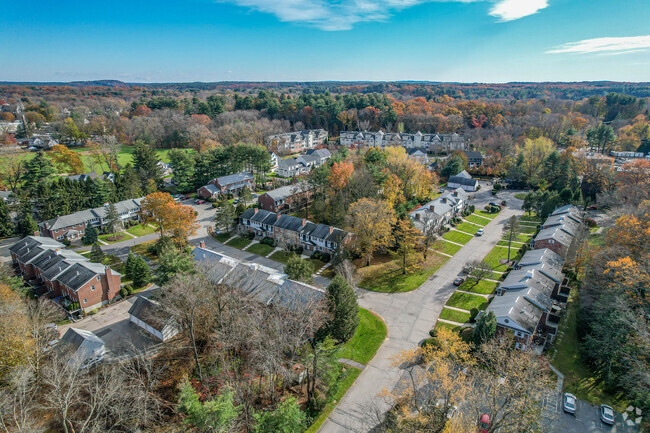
xmin=469 ymin=204 xmax=475 ymax=213
xmin=470 ymin=308 xmax=479 ymax=323
xmin=125 ymin=284 xmax=134 ymax=295
xmin=245 ymin=232 xmax=255 ymax=240
xmin=493 ymin=183 xmax=503 ymax=191
xmin=585 ymin=217 xmax=598 ymax=227
xmin=119 ymin=288 xmax=128 ymax=298
xmin=89 ymin=309 xmax=99 ymax=316
xmin=501 ymin=200 xmax=506 ymax=206
xmin=476 ymin=185 xmax=481 ymax=190
xmin=261 ymin=237 xmax=274 ymax=246
xmin=429 ymin=328 xmax=437 ymax=338
xmin=421 ymin=337 xmax=437 ymax=348
xmin=62 ymin=239 xmax=71 ymax=247
xmin=321 ymin=252 xmax=331 ymax=262
xmin=491 ymin=190 xmax=497 ymax=196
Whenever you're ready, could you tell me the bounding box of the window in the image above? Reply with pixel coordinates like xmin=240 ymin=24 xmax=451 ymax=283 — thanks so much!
xmin=96 ymin=276 xmax=100 ymax=281
xmin=515 ymin=331 xmax=523 ymax=338
xmin=83 ymin=299 xmax=87 ymax=304
xmin=91 ymin=285 xmax=96 ymax=291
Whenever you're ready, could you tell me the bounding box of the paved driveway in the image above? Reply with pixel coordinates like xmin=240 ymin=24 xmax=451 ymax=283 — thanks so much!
xmin=319 ymin=187 xmax=525 ymax=432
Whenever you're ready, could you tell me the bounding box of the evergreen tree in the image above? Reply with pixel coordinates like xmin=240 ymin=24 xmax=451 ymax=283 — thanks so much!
xmin=473 ymin=311 xmax=497 ymax=346
xmin=103 ymin=201 xmax=121 ymax=237
xmin=16 ymin=208 xmax=38 ymax=237
xmin=0 ymin=199 xmax=14 ymax=238
xmin=21 ymin=151 xmax=55 ymax=192
xmin=114 ymin=164 xmax=143 ymax=200
xmin=131 ymin=255 xmax=151 ymax=288
xmin=90 ymin=242 xmax=104 ymax=262
xmin=155 ymin=247 xmax=195 ymax=285
xmin=253 ymin=397 xmax=306 ymax=433
xmin=125 ymin=251 xmax=136 ymax=280
xmin=285 ymin=255 xmax=314 ymax=283
xmin=169 ymin=149 xmax=195 ymax=193
xmin=214 ymin=198 xmax=237 ymax=233
xmin=133 ymin=140 xmax=162 ymax=189
xmin=81 ymin=226 xmax=98 ymax=245
xmin=177 ymin=380 xmax=241 ymax=432
xmin=325 ymin=275 xmax=359 ymax=342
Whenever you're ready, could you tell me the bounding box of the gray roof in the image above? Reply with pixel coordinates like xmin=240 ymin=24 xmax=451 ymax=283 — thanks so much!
xmin=465 ymin=151 xmax=482 ymax=159
xmin=498 ymin=268 xmax=554 ymax=311
xmin=278 ymin=158 xmax=303 ymax=169
xmin=448 ymin=171 xmax=477 ymax=186
xmin=306 ymin=148 xmax=331 ymax=158
xmin=128 ymin=296 xmax=174 ymax=332
xmin=517 ymin=248 xmax=564 ymax=269
xmin=56 ymin=261 xmax=119 ymax=292
xmin=9 ymin=236 xmax=65 ymax=262
xmin=59 ymin=328 xmax=105 ymax=362
xmin=192 ymin=247 xmax=325 ymax=309
xmin=66 ymin=172 xmax=98 ymax=182
xmin=263 ymin=183 xmax=308 ymax=201
xmin=487 ymin=294 xmax=544 ymax=335
xmin=535 ymin=226 xmax=573 ymax=247
xmin=200 ymin=184 xmax=220 ymax=194
xmin=215 ymin=172 xmax=253 ymax=186
xmin=409 ymin=188 xmax=468 ymax=229
xmin=551 ymin=204 xmax=581 ymax=218
xmin=39 ymin=198 xmax=143 ymax=231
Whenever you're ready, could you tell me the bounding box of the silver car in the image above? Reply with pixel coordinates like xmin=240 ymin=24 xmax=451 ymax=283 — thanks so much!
xmin=600 ymin=404 xmax=615 ymax=425
xmin=562 ymin=393 xmax=576 ymax=414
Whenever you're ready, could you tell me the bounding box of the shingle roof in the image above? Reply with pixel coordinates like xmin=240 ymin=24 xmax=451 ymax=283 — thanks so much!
xmin=488 ymin=294 xmax=544 ymax=334
xmin=55 ymin=261 xmax=119 ymax=292
xmin=9 ymin=236 xmax=65 ymax=261
xmin=128 ymin=296 xmax=175 ymax=332
xmin=535 ymin=226 xmax=573 ymax=247
xmin=274 ymin=214 xmax=305 ymax=231
xmin=59 ymin=328 xmax=105 ymax=362
xmin=278 ymin=158 xmax=303 ymax=169
xmin=465 ymin=151 xmax=482 ymax=159
xmin=215 ymin=172 xmax=254 ymax=186
xmin=200 ymin=184 xmax=220 ymax=194
xmin=263 ymin=184 xmax=307 ymax=201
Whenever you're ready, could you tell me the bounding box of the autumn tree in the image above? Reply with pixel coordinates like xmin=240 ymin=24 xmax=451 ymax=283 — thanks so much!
xmin=167 ymin=202 xmax=200 ymax=248
xmin=140 ymin=191 xmax=176 ymax=238
xmin=465 ymin=260 xmax=493 ymax=289
xmin=347 ymin=198 xmax=396 ymax=266
xmin=382 ymin=173 xmax=405 ymax=207
xmin=47 ymin=144 xmax=85 ymax=175
xmin=520 ymin=137 xmax=555 ymax=186
xmin=393 ymin=218 xmax=423 ymax=274
xmin=329 ymin=161 xmax=354 ymax=191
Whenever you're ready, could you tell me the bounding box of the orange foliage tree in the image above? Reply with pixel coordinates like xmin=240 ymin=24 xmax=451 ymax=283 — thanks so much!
xmin=328 ymin=161 xmax=354 ymax=191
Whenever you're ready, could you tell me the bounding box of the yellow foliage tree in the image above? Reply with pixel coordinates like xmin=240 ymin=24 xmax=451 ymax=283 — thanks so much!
xmin=382 ymin=174 xmax=405 ymax=207
xmin=346 ymin=198 xmax=396 ymax=266
xmin=48 ymin=144 xmax=85 ymax=174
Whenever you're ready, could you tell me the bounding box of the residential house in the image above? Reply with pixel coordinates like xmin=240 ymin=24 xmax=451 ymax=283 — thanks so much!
xmin=515 ymin=248 xmax=570 ymax=302
xmin=128 ymin=296 xmax=179 ymax=342
xmin=410 ymin=187 xmax=469 ymax=232
xmin=533 ymin=227 xmax=574 ymax=258
xmin=9 ymin=236 xmax=122 ymax=312
xmin=238 ymin=208 xmax=351 ymax=255
xmin=0 ymin=190 xmax=15 ymax=204
xmin=193 ymin=243 xmax=325 ymax=309
xmin=65 ymin=172 xmax=99 ymax=182
xmin=408 ymin=149 xmax=429 ymax=165
xmin=269 ymin=152 xmax=280 ymax=172
xmin=277 ymin=158 xmax=310 ymax=178
xmin=157 ymin=161 xmax=172 ymax=176
xmin=197 ymin=172 xmax=255 ymax=198
xmin=28 ymin=135 xmax=58 ymax=150
xmin=265 ymin=129 xmax=328 ymax=154
xmin=447 ymin=170 xmax=479 ymax=192
xmin=257 ymin=183 xmax=312 ymax=214
xmin=465 ymin=151 xmax=483 ymax=168
xmin=38 ymin=198 xmax=144 ymax=241
xmin=340 ymin=131 xmax=466 ymax=153
xmin=59 ymin=328 xmax=106 ymax=366
xmin=305 ymin=148 xmax=332 ymax=163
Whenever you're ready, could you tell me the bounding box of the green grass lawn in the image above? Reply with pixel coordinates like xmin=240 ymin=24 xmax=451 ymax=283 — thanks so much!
xmin=358 ymin=252 xmax=449 ymax=293
xmin=225 ymin=236 xmax=252 ymax=249
xmin=465 ymin=214 xmax=490 ymax=226
xmin=445 ymin=292 xmax=490 ymax=311
xmin=590 ymin=233 xmax=605 ymax=247
xmin=442 ymin=230 xmax=473 ymax=245
xmin=458 ymin=279 xmax=498 ymax=295
xmin=309 ymin=258 xmax=328 ymax=272
xmin=305 ymin=367 xmax=361 ymax=433
xmin=455 ymin=222 xmax=480 ymax=234
xmin=336 ymin=308 xmax=387 ymax=364
xmin=246 ymin=242 xmax=275 ymax=257
xmin=439 ymin=307 xmax=471 ymax=324
xmin=514 ymin=193 xmax=528 ymax=200
xmin=497 ymin=240 xmax=525 ymax=247
xmin=434 ymin=321 xmax=462 ymax=332
xmin=475 ymin=210 xmax=500 ymax=220
xmin=519 ymin=215 xmax=542 ymax=223
xmin=98 ymin=233 xmax=128 ymax=244
xmin=213 ymin=232 xmax=233 ymax=242
xmin=126 ymin=224 xmax=157 ymax=237
xmin=502 ymin=233 xmax=533 ymax=243
xmin=547 ymin=291 xmax=629 ymax=412
xmin=483 ymin=246 xmax=514 ymax=271
xmin=516 ymin=225 xmax=538 ymax=234
xmin=432 ymin=240 xmax=462 ymax=256
xmin=269 ymin=250 xmax=296 ymax=264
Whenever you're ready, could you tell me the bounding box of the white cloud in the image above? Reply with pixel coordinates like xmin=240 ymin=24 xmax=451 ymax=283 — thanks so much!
xmin=547 ymin=35 xmax=650 ymax=55
xmin=488 ymin=0 xmax=548 ymax=21
xmin=224 ymin=0 xmax=549 ymax=31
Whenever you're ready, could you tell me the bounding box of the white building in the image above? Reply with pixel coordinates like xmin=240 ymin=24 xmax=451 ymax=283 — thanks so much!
xmin=340 ymin=131 xmax=466 ymax=153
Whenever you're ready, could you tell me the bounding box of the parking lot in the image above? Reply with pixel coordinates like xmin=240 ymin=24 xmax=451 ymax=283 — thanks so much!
xmin=542 ymin=391 xmax=640 ymax=433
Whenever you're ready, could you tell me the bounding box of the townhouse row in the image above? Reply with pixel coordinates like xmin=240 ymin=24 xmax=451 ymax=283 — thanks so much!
xmin=340 ymin=130 xmax=466 ymax=153
xmin=409 ymin=187 xmax=470 ymax=233
xmin=265 ymin=129 xmax=328 ymax=154
xmin=9 ymin=236 xmax=122 ymax=313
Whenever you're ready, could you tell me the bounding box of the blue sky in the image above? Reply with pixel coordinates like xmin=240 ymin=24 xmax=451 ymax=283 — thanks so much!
xmin=1 ymin=0 xmax=649 ymax=82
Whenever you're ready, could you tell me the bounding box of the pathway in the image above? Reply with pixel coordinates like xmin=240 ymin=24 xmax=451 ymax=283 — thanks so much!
xmin=319 ymin=195 xmax=523 ymax=433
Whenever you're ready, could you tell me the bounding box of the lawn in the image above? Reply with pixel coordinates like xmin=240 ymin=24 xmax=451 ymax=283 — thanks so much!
xmin=358 ymin=252 xmax=449 ymax=293
xmin=431 ymin=240 xmax=462 ymax=256
xmin=308 ymin=258 xmax=328 ymax=272
xmin=442 ymin=230 xmax=473 ymax=245
xmin=516 ymin=224 xmax=538 ymax=234
xmin=501 ymin=233 xmax=533 ymax=243
xmin=514 ymin=193 xmax=528 ymax=200
xmin=269 ymin=250 xmax=296 ymax=264
xmin=519 ymin=215 xmax=542 ymax=223
xmin=98 ymin=233 xmax=128 ymax=244
xmin=455 ymin=222 xmax=481 ymax=234
xmin=483 ymin=246 xmax=514 ymax=271
xmin=126 ymin=224 xmax=157 ymax=237
xmin=547 ymin=291 xmax=629 ymax=411
xmin=497 ymin=240 xmax=525 ymax=247
xmin=457 ymin=279 xmax=498 ymax=295
xmin=590 ymin=233 xmax=605 ymax=247
xmin=225 ymin=236 xmax=252 ymax=249
xmin=465 ymin=214 xmax=490 ymax=226
xmin=336 ymin=308 xmax=387 ymax=364
xmin=213 ymin=232 xmax=233 ymax=242
xmin=434 ymin=321 xmax=462 ymax=333
xmin=305 ymin=367 xmax=361 ymax=433
xmin=439 ymin=307 xmax=471 ymax=324
xmin=445 ymin=292 xmax=490 ymax=311
xmin=475 ymin=210 xmax=500 ymax=220
xmin=130 ymin=240 xmax=158 ymax=260
xmin=246 ymin=242 xmax=275 ymax=257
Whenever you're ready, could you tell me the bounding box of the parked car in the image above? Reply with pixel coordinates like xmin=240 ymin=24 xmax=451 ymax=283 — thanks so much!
xmin=233 ymin=199 xmax=239 ymax=204
xmin=489 ymin=202 xmax=500 ymax=207
xmin=477 ymin=414 xmax=491 ymax=433
xmin=453 ymin=277 xmax=465 ymax=286
xmin=587 ymin=205 xmax=598 ymax=210
xmin=563 ymin=393 xmax=576 ymax=414
xmin=195 ymin=199 xmax=205 ymax=205
xmin=476 ymin=228 xmax=484 ymax=236
xmin=600 ymin=404 xmax=615 ymax=425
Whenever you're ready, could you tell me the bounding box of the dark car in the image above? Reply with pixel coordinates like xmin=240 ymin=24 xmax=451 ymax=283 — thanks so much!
xmin=489 ymin=202 xmax=500 ymax=207
xmin=453 ymin=277 xmax=465 ymax=286
xmin=587 ymin=205 xmax=598 ymax=210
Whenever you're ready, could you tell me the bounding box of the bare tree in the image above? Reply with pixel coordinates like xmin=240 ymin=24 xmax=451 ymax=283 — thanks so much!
xmin=0 ymin=367 xmax=43 ymax=433
xmin=421 ymin=215 xmax=440 ymax=260
xmin=465 ymin=260 xmax=493 ymax=289
xmin=334 ymin=259 xmax=359 ymax=287
xmin=502 ymin=216 xmax=520 ymax=263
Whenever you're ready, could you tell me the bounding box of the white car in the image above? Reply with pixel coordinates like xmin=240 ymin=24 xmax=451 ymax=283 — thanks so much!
xmin=476 ymin=228 xmax=484 ymax=236
xmin=563 ymin=393 xmax=576 ymax=414
xmin=600 ymin=404 xmax=615 ymax=425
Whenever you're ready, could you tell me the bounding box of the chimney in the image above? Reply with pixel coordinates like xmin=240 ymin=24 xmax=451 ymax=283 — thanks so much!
xmin=441 ymin=198 xmax=446 ymax=203
xmin=302 ymin=218 xmax=307 ymax=227
xmin=254 ymin=208 xmax=258 ymax=214
xmin=329 ymin=226 xmax=334 ymax=234
xmin=276 ymin=214 xmax=281 ymax=220
xmin=453 ymin=191 xmax=458 ymax=197
xmin=415 ymin=213 xmax=421 ymax=221
xmin=199 ymin=240 xmax=206 ymax=248
xmin=429 ymin=205 xmax=435 ymax=212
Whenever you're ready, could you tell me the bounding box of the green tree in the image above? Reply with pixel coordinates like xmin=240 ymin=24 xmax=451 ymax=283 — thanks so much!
xmin=284 ymin=255 xmax=314 ymax=283
xmin=90 ymin=242 xmax=104 ymax=262
xmin=253 ymin=397 xmax=307 ymax=433
xmin=124 ymin=251 xmax=136 ymax=281
xmin=103 ymin=202 xmax=121 ymax=237
xmin=132 ymin=140 xmax=162 ymax=189
xmin=214 ymin=198 xmax=237 ymax=233
xmin=441 ymin=155 xmax=465 ymax=178
xmin=131 ymin=255 xmax=151 ymax=288
xmin=0 ymin=199 xmax=14 ymax=238
xmin=169 ymin=149 xmax=195 ymax=193
xmin=587 ymin=123 xmax=616 ymax=154
xmin=177 ymin=380 xmax=241 ymax=433
xmin=114 ymin=164 xmax=142 ymax=200
xmin=81 ymin=226 xmax=98 ymax=245
xmin=325 ymin=275 xmax=359 ymax=342
xmin=155 ymin=247 xmax=195 ymax=285
xmin=473 ymin=311 xmax=497 ymax=346
xmin=16 ymin=209 xmax=38 ymax=237
xmin=21 ymin=151 xmax=55 ymax=191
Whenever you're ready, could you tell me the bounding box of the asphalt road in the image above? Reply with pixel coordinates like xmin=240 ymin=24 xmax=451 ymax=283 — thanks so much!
xmin=319 ymin=184 xmax=525 ymax=433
